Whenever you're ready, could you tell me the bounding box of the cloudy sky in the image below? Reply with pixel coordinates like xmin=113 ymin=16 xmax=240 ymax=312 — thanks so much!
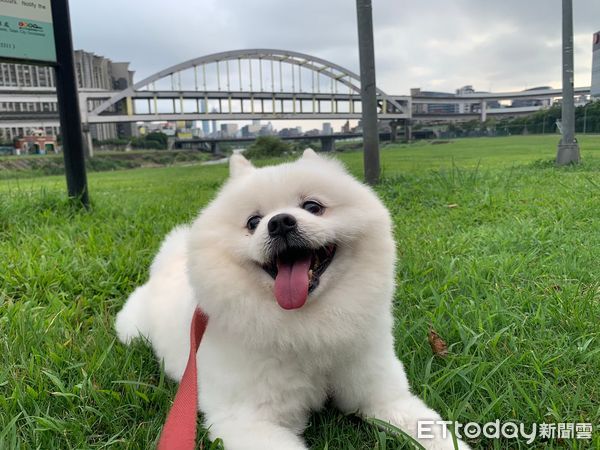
xmin=70 ymin=0 xmax=599 ymax=95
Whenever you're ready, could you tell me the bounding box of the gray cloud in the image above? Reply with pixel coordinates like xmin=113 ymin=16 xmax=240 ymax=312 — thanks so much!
xmin=70 ymin=0 xmax=600 ymax=95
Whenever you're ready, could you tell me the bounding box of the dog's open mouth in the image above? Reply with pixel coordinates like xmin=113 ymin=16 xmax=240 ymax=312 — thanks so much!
xmin=262 ymin=244 xmax=336 ymax=310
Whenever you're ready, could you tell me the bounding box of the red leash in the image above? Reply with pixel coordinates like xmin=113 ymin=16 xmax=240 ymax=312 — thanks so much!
xmin=158 ymin=308 xmax=208 ymax=450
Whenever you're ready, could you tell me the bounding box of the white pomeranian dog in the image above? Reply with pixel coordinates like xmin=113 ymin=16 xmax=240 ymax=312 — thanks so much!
xmin=115 ymin=149 xmax=470 ymax=450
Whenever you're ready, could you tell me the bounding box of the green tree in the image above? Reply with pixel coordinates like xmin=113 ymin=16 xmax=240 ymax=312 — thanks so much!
xmin=144 ymin=132 xmax=168 ymax=149
xmin=244 ymin=136 xmax=291 ymax=159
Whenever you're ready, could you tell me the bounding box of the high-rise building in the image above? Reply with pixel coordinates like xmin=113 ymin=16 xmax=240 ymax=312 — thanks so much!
xmin=0 ymin=50 xmax=135 ymax=142
xmin=259 ymin=122 xmax=274 ymax=136
xmin=0 ymin=64 xmax=59 ymax=141
xmin=410 ymin=88 xmax=459 ymax=115
xmin=592 ymin=31 xmax=600 ymax=99
xmin=73 ymin=50 xmax=136 ymax=141
xmin=456 ymin=85 xmax=478 ymax=114
xmin=197 ymin=98 xmax=210 ymax=136
xmin=210 ymin=109 xmax=218 ymax=136
xmin=511 ymin=87 xmax=552 ymax=108
xmin=220 ymin=123 xmax=239 ymax=137
xmin=241 ymin=121 xmax=262 ymax=137
xmin=322 ymin=122 xmax=333 ymax=135
xmin=201 ymin=120 xmax=211 ymax=136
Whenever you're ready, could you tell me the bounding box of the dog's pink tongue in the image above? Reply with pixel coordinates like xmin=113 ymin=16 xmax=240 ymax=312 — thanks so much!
xmin=274 ymin=256 xmax=311 ymax=310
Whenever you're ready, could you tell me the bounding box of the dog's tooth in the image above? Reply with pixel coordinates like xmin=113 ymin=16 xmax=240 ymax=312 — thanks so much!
xmin=308 ymin=269 xmax=313 ymax=280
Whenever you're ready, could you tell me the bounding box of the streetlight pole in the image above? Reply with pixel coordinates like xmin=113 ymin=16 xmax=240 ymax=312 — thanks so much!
xmin=356 ymin=0 xmax=380 ymax=185
xmin=556 ymin=0 xmax=580 ymax=165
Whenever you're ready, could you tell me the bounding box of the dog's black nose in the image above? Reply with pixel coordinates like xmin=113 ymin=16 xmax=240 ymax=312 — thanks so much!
xmin=268 ymin=214 xmax=297 ymax=237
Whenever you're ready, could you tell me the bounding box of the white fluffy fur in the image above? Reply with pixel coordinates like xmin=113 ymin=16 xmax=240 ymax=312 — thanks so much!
xmin=115 ymin=150 xmax=470 ymax=450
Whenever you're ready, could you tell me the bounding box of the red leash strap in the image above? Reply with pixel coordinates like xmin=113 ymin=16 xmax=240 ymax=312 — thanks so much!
xmin=158 ymin=308 xmax=208 ymax=450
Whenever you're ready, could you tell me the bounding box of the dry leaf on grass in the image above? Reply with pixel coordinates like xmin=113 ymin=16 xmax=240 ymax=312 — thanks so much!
xmin=428 ymin=328 xmax=449 ymax=357
xmin=446 ymin=204 xmax=459 ymax=208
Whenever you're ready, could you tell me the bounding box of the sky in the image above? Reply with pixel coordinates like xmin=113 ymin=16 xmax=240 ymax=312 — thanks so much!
xmin=69 ymin=0 xmax=600 ymax=96
xmin=68 ymin=0 xmax=600 ymax=132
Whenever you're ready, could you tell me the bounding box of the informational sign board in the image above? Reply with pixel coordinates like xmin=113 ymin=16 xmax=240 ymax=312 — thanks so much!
xmin=0 ymin=0 xmax=56 ymax=63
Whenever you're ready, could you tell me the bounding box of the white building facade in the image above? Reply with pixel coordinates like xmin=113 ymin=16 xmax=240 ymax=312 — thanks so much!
xmin=0 ymin=50 xmax=135 ymax=142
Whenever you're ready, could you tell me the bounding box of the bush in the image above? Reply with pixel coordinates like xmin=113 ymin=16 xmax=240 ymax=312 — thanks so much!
xmin=244 ymin=136 xmax=291 ymax=159
xmin=98 ymin=138 xmax=130 ymax=147
xmin=128 ymin=132 xmax=169 ymax=150
xmin=141 ymin=140 xmax=163 ymax=150
xmin=145 ymin=131 xmax=168 ymax=148
xmin=130 ymin=138 xmax=164 ymax=150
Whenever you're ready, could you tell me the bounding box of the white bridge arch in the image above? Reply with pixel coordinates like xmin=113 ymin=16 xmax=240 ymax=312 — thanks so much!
xmin=86 ymin=49 xmax=409 ymax=123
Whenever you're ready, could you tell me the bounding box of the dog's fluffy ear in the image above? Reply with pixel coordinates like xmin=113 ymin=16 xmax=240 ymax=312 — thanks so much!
xmin=229 ymin=154 xmax=254 ymax=178
xmin=302 ymin=148 xmax=319 ymax=160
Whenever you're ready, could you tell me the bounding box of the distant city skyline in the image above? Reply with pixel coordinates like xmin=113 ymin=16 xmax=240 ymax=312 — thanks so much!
xmin=70 ymin=0 xmax=600 ymax=95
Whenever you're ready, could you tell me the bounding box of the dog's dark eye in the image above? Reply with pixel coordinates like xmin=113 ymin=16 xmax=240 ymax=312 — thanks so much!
xmin=246 ymin=215 xmax=262 ymax=231
xmin=302 ymin=201 xmax=324 ymax=215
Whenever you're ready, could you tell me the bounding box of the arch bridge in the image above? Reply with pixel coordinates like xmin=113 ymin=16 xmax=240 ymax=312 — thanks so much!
xmin=84 ymin=49 xmax=410 ymax=124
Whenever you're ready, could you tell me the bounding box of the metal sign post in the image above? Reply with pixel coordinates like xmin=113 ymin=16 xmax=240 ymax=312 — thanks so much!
xmin=556 ymin=0 xmax=580 ymax=165
xmin=356 ymin=0 xmax=380 ymax=185
xmin=0 ymin=0 xmax=89 ymax=206
xmin=50 ymin=0 xmax=89 ymax=206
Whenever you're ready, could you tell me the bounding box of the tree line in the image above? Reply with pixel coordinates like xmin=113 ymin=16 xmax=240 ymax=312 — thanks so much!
xmin=435 ymin=102 xmax=600 ymax=137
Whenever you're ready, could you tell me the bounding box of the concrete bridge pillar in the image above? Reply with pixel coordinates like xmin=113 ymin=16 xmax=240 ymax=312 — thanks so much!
xmin=320 ymin=136 xmax=336 ymax=152
xmin=210 ymin=141 xmax=221 ymax=154
xmin=480 ymin=100 xmax=487 ymax=122
xmin=389 ymin=120 xmax=398 ymax=143
xmin=82 ymin=124 xmax=94 ymax=158
xmin=167 ymin=137 xmax=176 ymax=150
xmin=404 ymin=119 xmax=412 ymax=142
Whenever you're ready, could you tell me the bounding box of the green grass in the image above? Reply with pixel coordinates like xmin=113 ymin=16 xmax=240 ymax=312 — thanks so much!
xmin=1 ymin=135 xmax=599 ymax=449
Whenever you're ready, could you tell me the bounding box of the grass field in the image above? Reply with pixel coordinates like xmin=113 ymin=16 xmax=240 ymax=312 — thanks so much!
xmin=1 ymin=135 xmax=599 ymax=449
